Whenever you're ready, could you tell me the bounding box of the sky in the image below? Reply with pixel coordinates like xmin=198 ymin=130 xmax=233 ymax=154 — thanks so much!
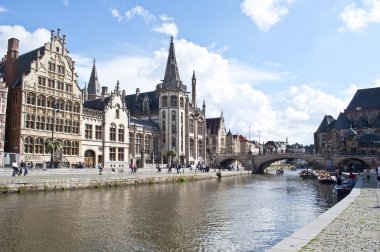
xmin=1 ymin=0 xmax=380 ymax=145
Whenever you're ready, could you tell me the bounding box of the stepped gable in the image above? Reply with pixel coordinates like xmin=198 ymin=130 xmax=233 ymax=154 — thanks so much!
xmin=124 ymin=90 xmax=159 ymax=116
xmin=315 ymin=115 xmax=335 ymax=133
xmin=345 ymin=87 xmax=380 ymax=112
xmin=206 ymin=117 xmax=222 ymax=134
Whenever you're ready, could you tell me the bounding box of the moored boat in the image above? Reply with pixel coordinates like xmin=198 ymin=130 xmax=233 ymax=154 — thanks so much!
xmin=299 ymin=169 xmax=316 ymax=179
xmin=276 ymin=168 xmax=284 ymax=175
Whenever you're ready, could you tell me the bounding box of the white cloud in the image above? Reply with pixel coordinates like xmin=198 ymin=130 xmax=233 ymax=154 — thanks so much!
xmin=159 ymin=14 xmax=173 ymax=22
xmin=111 ymin=8 xmax=123 ymax=22
xmin=0 ymin=25 xmax=50 ymax=56
xmin=338 ymin=0 xmax=380 ymax=32
xmin=241 ymin=0 xmax=293 ymax=31
xmin=0 ymin=5 xmax=8 ymax=13
xmin=153 ymin=22 xmax=179 ymax=37
xmin=125 ymin=6 xmax=155 ymax=24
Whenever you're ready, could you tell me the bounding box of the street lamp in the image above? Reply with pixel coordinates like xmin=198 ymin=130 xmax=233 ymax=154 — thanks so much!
xmin=50 ymin=101 xmax=59 ymax=168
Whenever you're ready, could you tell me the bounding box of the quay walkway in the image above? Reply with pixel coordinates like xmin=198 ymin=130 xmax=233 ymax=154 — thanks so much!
xmin=0 ymin=167 xmax=250 ymax=193
xmin=269 ymin=173 xmax=380 ymax=252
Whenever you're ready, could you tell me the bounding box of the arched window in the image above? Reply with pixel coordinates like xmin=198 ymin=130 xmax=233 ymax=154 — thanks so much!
xmin=35 ymin=138 xmax=44 ymax=154
xmin=144 ymin=136 xmax=150 ymax=154
xmin=27 ymin=93 xmax=36 ymax=105
xmin=162 ymin=95 xmax=168 ymax=107
xmin=170 ymin=95 xmax=177 ymax=107
xmin=110 ymin=123 xmax=116 ymax=141
xmin=65 ymin=101 xmax=72 ymax=111
xmin=24 ymin=137 xmax=34 ymax=154
xmin=180 ymin=97 xmax=184 ymax=108
xmin=118 ymin=125 xmax=124 ymax=142
xmin=58 ymin=99 xmax=64 ymax=111
xmin=37 ymin=95 xmax=46 ymax=107
xmin=63 ymin=140 xmax=71 ymax=155
xmin=26 ymin=114 xmax=35 ymax=129
xmin=47 ymin=97 xmax=55 ymax=108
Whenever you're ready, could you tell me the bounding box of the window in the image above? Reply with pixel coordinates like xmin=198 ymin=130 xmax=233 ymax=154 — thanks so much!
xmin=95 ymin=125 xmax=102 ymax=140
xmin=64 ymin=120 xmax=71 ymax=133
xmin=170 ymin=95 xmax=177 ymax=107
xmin=26 ymin=114 xmax=35 ymax=129
xmin=46 ymin=117 xmax=53 ymax=131
xmin=57 ymin=65 xmax=65 ymax=74
xmin=162 ymin=111 xmax=166 ymax=131
xmin=57 ymin=81 xmax=64 ymax=90
xmin=71 ymin=141 xmax=79 ymax=155
xmin=48 ymin=62 xmax=56 ymax=72
xmin=65 ymin=83 xmax=72 ymax=92
xmin=58 ymin=99 xmax=64 ymax=110
xmin=85 ymin=124 xmax=92 ymax=139
xmin=47 ymin=97 xmax=55 ymax=108
xmin=162 ymin=95 xmax=168 ymax=107
xmin=24 ymin=137 xmax=34 ymax=154
xmin=118 ymin=125 xmax=124 ymax=142
xmin=189 ymin=119 xmax=194 ymax=134
xmin=35 ymin=138 xmax=44 ymax=154
xmin=118 ymin=148 xmax=124 ymax=161
xmin=153 ymin=137 xmax=158 ymax=158
xmin=198 ymin=123 xmax=203 ymax=136
xmin=27 ymin=93 xmax=35 ymax=105
xmin=37 ymin=95 xmax=45 ymax=107
xmin=109 ymin=147 xmax=116 ymax=161
xmin=144 ymin=136 xmax=150 ymax=154
xmin=38 ymin=76 xmax=46 ymax=86
xmin=73 ymin=103 xmax=80 ymax=113
xmin=39 ymin=116 xmax=45 ymax=130
xmin=190 ymin=139 xmax=194 ymax=157
xmin=135 ymin=135 xmax=141 ymax=154
xmin=56 ymin=118 xmax=63 ymax=132
xmin=73 ymin=121 xmax=80 ymax=134
xmin=63 ymin=140 xmax=71 ymax=155
xmin=48 ymin=79 xmax=55 ymax=88
xmin=110 ymin=123 xmax=116 ymax=141
xmin=180 ymin=97 xmax=184 ymax=108
xmin=198 ymin=140 xmax=203 ymax=158
xmin=116 ymin=109 xmax=120 ymax=119
xmin=65 ymin=101 xmax=72 ymax=111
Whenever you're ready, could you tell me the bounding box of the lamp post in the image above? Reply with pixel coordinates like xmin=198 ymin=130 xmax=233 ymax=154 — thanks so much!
xmin=50 ymin=101 xmax=59 ymax=168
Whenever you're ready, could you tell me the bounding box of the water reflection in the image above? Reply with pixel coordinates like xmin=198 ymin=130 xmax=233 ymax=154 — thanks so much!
xmin=0 ymin=172 xmax=340 ymax=252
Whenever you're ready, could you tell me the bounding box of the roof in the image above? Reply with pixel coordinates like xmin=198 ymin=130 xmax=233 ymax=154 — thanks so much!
xmin=124 ymin=90 xmax=159 ymax=116
xmin=83 ymin=96 xmax=111 ymax=111
xmin=130 ymin=117 xmax=159 ymax=129
xmin=163 ymin=36 xmax=181 ymax=87
xmin=315 ymin=115 xmax=335 ymax=133
xmin=359 ymin=134 xmax=380 ymax=145
xmin=345 ymin=87 xmax=380 ymax=112
xmin=331 ymin=113 xmax=351 ymax=130
xmin=206 ymin=117 xmax=223 ymax=135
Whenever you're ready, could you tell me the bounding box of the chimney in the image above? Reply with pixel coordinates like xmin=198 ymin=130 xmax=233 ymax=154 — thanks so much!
xmin=4 ymin=38 xmax=20 ymax=87
xmin=101 ymin=86 xmax=108 ymax=102
xmin=7 ymin=38 xmax=19 ymax=61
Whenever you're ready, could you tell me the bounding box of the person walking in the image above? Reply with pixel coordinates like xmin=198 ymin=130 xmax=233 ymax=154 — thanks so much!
xmin=23 ymin=162 xmax=28 ymax=176
xmin=19 ymin=161 xmax=25 ymax=176
xmin=11 ymin=161 xmax=18 ymax=176
xmin=97 ymin=163 xmax=103 ymax=175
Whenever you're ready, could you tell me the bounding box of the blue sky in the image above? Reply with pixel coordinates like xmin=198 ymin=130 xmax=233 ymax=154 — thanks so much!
xmin=1 ymin=0 xmax=380 ymax=145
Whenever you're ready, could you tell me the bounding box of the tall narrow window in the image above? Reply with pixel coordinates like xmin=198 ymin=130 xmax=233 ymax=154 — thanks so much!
xmin=27 ymin=93 xmax=35 ymax=105
xmin=24 ymin=137 xmax=34 ymax=154
xmin=198 ymin=140 xmax=203 ymax=158
xmin=71 ymin=141 xmax=79 ymax=155
xmin=95 ymin=125 xmax=102 ymax=140
xmin=144 ymin=136 xmax=150 ymax=154
xmin=35 ymin=138 xmax=44 ymax=154
xmin=110 ymin=123 xmax=116 ymax=141
xmin=190 ymin=139 xmax=194 ymax=157
xmin=118 ymin=148 xmax=124 ymax=161
xmin=170 ymin=95 xmax=177 ymax=107
xmin=109 ymin=147 xmax=116 ymax=161
xmin=85 ymin=124 xmax=92 ymax=139
xmin=162 ymin=96 xmax=168 ymax=107
xmin=135 ymin=135 xmax=141 ymax=154
xmin=189 ymin=119 xmax=194 ymax=134
xmin=118 ymin=125 xmax=124 ymax=142
xmin=63 ymin=140 xmax=71 ymax=155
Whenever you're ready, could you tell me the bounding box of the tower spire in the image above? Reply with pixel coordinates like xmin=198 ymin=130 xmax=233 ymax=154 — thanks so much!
xmin=87 ymin=58 xmax=101 ymax=100
xmin=163 ymin=36 xmax=181 ymax=87
xmin=192 ymin=70 xmax=196 ymax=106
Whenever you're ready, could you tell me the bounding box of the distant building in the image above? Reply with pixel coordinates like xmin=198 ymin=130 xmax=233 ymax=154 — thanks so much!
xmin=314 ymin=87 xmax=380 ymax=155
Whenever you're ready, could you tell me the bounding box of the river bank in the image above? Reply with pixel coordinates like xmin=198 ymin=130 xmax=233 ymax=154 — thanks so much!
xmin=269 ymin=173 xmax=380 ymax=252
xmin=0 ymin=168 xmax=250 ymax=193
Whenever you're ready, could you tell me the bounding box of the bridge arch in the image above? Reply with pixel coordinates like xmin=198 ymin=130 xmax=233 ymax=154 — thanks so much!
xmin=214 ymin=156 xmax=250 ymax=170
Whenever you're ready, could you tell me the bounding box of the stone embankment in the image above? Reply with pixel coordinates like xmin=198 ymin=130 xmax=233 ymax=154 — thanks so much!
xmin=0 ymin=168 xmax=250 ymax=193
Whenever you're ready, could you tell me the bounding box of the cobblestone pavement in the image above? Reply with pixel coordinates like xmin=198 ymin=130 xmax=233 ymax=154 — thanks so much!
xmin=300 ymin=174 xmax=380 ymax=252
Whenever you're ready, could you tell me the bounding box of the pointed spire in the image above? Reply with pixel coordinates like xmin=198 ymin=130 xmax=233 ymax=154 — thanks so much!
xmin=88 ymin=58 xmax=101 ymax=100
xmin=202 ymin=100 xmax=206 ymax=112
xmin=192 ymin=70 xmax=197 ymax=107
xmin=163 ymin=36 xmax=181 ymax=87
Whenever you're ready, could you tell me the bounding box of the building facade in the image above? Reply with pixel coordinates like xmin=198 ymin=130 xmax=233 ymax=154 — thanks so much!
xmin=314 ymin=87 xmax=380 ymax=155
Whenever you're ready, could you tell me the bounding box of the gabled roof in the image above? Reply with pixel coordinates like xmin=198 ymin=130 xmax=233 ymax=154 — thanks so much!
xmin=345 ymin=87 xmax=380 ymax=112
xmin=124 ymin=90 xmax=159 ymax=116
xmin=206 ymin=117 xmax=223 ymax=135
xmin=83 ymin=96 xmax=111 ymax=111
xmin=331 ymin=113 xmax=351 ymax=130
xmin=315 ymin=115 xmax=335 ymax=133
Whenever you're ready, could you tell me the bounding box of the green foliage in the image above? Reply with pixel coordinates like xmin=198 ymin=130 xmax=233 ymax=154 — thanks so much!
xmin=167 ymin=150 xmax=176 ymax=157
xmin=45 ymin=140 xmax=62 ymax=152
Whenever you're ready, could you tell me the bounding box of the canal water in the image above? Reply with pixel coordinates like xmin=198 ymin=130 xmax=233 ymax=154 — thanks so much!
xmin=0 ymin=171 xmax=342 ymax=252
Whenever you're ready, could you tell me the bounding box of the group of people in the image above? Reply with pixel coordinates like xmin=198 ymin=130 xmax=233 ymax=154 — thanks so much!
xmin=11 ymin=160 xmax=31 ymax=176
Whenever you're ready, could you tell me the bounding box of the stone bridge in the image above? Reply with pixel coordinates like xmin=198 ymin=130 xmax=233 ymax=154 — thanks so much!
xmin=214 ymin=153 xmax=379 ymax=174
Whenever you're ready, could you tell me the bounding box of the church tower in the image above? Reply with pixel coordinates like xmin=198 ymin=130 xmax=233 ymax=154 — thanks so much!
xmin=87 ymin=59 xmax=101 ymax=100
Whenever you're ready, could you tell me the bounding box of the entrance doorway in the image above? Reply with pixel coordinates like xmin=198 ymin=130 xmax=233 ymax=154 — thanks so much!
xmin=84 ymin=150 xmax=95 ymax=168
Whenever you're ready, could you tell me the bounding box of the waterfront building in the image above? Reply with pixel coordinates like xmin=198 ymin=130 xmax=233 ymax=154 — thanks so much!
xmin=0 ymin=30 xmax=83 ymax=167
xmin=0 ymin=75 xmax=8 ymax=166
xmin=206 ymin=114 xmax=227 ymax=163
xmin=314 ymin=87 xmax=380 ymax=155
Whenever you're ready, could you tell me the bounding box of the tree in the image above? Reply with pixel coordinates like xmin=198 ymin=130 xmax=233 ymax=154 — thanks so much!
xmin=46 ymin=140 xmax=62 ymax=165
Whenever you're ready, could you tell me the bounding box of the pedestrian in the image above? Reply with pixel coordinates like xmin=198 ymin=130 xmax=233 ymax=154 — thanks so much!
xmin=364 ymin=168 xmax=370 ymax=183
xmin=97 ymin=163 xmax=103 ymax=175
xmin=11 ymin=160 xmax=18 ymax=176
xmin=19 ymin=161 xmax=25 ymax=176
xmin=23 ymin=162 xmax=29 ymax=176
xmin=377 ymin=165 xmax=380 ymax=187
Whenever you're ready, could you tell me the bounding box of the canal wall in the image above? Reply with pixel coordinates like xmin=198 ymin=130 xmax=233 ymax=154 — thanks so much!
xmin=0 ymin=170 xmax=250 ymax=193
